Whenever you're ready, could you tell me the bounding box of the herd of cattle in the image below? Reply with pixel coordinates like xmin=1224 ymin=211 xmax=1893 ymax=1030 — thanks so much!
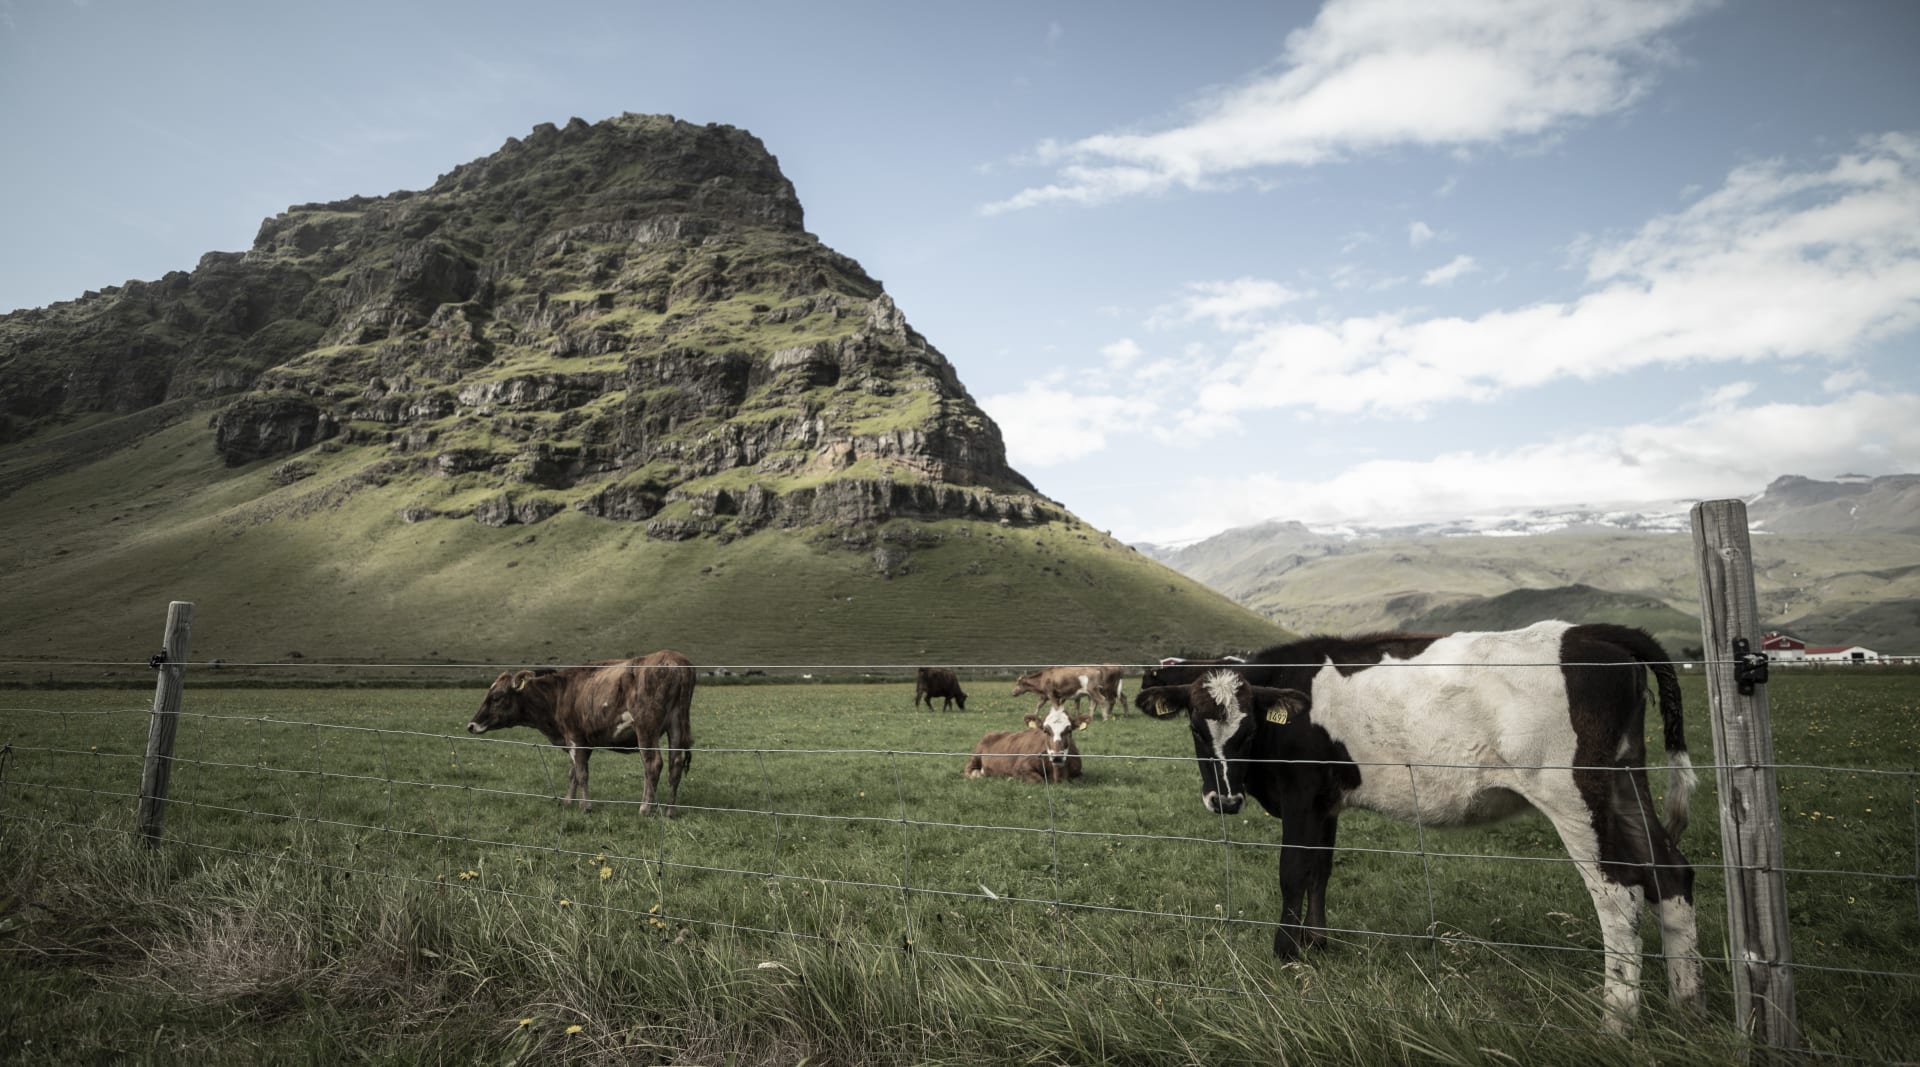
xmin=460 ymin=621 xmax=1701 ymax=1032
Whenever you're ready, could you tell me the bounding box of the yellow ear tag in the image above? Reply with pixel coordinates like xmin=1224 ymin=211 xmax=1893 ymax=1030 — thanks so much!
xmin=1266 ymin=706 xmax=1290 ymax=725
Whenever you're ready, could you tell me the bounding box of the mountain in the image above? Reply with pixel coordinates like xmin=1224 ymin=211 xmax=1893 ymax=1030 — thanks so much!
xmin=1145 ymin=475 xmax=1920 ymax=656
xmin=0 ymin=114 xmax=1288 ymax=677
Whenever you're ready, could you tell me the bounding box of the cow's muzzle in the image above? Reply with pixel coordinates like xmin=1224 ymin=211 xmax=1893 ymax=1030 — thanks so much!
xmin=467 ymin=722 xmax=486 ymax=734
xmin=1204 ymin=791 xmax=1244 ymax=815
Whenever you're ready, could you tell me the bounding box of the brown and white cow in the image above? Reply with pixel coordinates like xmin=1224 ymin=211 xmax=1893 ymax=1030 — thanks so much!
xmin=962 ymin=705 xmax=1090 ymax=783
xmin=1010 ymin=664 xmax=1126 ymax=720
xmin=466 ymin=650 xmax=696 ymax=816
xmin=913 ymin=667 xmax=968 ymax=711
xmin=1134 ymin=622 xmax=1699 ymax=1032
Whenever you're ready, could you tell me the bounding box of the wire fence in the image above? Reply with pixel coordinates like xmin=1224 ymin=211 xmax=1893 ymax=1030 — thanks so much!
xmin=2 ymin=657 xmax=1918 ymax=1059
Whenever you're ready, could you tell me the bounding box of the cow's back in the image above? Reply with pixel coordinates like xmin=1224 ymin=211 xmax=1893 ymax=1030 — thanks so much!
xmin=635 ymin=649 xmax=696 ymax=714
xmin=550 ymin=652 xmax=693 ymax=748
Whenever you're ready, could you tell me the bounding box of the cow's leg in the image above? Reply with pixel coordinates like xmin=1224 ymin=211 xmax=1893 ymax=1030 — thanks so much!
xmin=663 ymin=739 xmax=691 ymax=819
xmin=571 ymin=746 xmax=593 ymax=813
xmin=639 ymin=741 xmax=663 ymax=817
xmin=1303 ymin=813 xmax=1339 ymax=936
xmin=1619 ymin=767 xmax=1704 ymax=1014
xmin=1652 ymin=841 xmax=1701 ymax=1014
xmin=1274 ymin=807 xmax=1331 ymax=958
xmin=1532 ymin=771 xmax=1649 ymax=1034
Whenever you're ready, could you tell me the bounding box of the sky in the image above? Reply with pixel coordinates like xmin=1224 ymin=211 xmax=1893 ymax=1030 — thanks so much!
xmin=3 ymin=0 xmax=1918 ymax=544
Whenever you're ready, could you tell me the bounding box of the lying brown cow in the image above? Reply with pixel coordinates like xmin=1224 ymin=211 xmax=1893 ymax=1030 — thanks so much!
xmin=466 ymin=650 xmax=696 ymax=816
xmin=914 ymin=666 xmax=968 ymax=711
xmin=1011 ymin=664 xmax=1126 ymax=720
xmin=963 ymin=705 xmax=1090 ymax=783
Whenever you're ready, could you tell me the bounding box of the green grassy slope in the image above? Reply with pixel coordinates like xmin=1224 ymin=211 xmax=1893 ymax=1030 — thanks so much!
xmin=0 ymin=416 xmax=1287 ymax=676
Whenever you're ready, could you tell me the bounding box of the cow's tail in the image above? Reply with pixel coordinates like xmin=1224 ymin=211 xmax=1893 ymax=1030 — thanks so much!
xmin=1613 ymin=626 xmax=1695 ymax=839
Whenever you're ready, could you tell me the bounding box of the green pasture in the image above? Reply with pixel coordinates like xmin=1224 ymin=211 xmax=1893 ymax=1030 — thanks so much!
xmin=2 ymin=670 xmax=1916 ymax=1064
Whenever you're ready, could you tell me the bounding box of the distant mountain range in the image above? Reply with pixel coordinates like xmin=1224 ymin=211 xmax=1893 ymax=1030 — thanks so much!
xmin=1140 ymin=474 xmax=1920 ymax=657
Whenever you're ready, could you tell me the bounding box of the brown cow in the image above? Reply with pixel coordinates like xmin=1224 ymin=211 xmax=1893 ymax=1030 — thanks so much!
xmin=962 ymin=705 xmax=1090 ymax=783
xmin=1011 ymin=664 xmax=1126 ymax=720
xmin=914 ymin=667 xmax=968 ymax=711
xmin=466 ymin=650 xmax=696 ymax=816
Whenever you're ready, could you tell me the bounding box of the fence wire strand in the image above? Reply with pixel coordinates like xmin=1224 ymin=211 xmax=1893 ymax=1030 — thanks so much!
xmin=3 ymin=657 xmax=1917 ymax=1061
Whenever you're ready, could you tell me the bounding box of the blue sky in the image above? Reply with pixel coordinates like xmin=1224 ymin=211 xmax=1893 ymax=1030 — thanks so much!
xmin=4 ymin=0 xmax=1918 ymax=543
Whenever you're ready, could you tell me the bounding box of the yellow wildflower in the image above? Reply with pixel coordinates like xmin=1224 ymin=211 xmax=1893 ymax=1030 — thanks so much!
xmin=566 ymin=1025 xmax=583 ymax=1035
xmin=558 ymin=899 xmax=571 ymax=907
xmin=518 ymin=1018 xmax=533 ymax=1028
xmin=599 ymin=865 xmax=613 ymax=881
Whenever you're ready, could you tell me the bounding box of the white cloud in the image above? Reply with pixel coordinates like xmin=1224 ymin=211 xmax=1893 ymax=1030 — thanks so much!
xmin=1194 ymin=134 xmax=1920 ymax=418
xmin=1408 ymin=220 xmax=1436 ymax=247
xmin=1169 ymin=277 xmax=1308 ymax=332
xmin=1822 ymin=368 xmax=1869 ymax=393
xmin=1420 ymin=253 xmax=1478 ymax=286
xmin=1126 ymin=390 xmax=1920 ymax=542
xmin=986 ymin=0 xmax=1713 ymax=213
xmin=1101 ymin=338 xmax=1144 ymax=368
xmin=980 ymin=384 xmax=1157 ymax=467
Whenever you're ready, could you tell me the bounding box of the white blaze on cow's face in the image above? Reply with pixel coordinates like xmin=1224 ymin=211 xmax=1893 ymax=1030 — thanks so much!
xmin=1194 ymin=669 xmax=1252 ymax=814
xmin=1039 ymin=704 xmax=1079 ymax=765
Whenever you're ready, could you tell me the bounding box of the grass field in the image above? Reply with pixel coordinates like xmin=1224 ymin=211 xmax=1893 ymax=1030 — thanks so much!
xmin=2 ymin=668 xmax=1917 ymax=1064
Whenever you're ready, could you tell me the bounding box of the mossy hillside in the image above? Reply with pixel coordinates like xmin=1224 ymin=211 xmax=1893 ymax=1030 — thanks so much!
xmin=0 ymin=418 xmax=1286 ymax=673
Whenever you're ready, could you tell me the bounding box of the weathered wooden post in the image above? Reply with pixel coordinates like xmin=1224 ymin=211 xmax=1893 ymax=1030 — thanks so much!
xmin=136 ymin=601 xmax=195 ymax=847
xmin=1690 ymin=501 xmax=1798 ymax=1051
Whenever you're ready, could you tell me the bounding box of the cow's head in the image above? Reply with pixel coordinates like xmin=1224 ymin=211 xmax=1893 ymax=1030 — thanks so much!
xmin=1024 ymin=704 xmax=1089 ymax=768
xmin=467 ymin=670 xmax=541 ymax=734
xmin=1010 ymin=671 xmax=1044 ymax=698
xmin=1137 ymin=669 xmax=1307 ymax=814
xmin=1137 ymin=656 xmax=1244 ymax=709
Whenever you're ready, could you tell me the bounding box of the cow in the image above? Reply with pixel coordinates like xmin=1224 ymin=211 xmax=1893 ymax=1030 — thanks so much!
xmin=1134 ymin=622 xmax=1700 ymax=1032
xmin=466 ymin=650 xmax=697 ymax=817
xmin=1011 ymin=664 xmax=1126 ymax=720
xmin=963 ymin=704 xmax=1090 ymax=783
xmin=913 ymin=667 xmax=968 ymax=711
xmin=1140 ymin=654 xmax=1250 ymax=692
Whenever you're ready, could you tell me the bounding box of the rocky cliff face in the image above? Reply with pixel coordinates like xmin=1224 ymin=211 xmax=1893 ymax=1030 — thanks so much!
xmin=0 ymin=113 xmax=1053 ymax=538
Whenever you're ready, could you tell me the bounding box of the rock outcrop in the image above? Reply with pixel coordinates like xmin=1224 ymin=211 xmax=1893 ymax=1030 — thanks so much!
xmin=0 ymin=113 xmax=1056 ymax=536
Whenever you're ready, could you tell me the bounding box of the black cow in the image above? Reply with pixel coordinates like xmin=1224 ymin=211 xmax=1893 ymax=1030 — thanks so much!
xmin=914 ymin=667 xmax=968 ymax=711
xmin=1135 ymin=622 xmax=1700 ymax=1032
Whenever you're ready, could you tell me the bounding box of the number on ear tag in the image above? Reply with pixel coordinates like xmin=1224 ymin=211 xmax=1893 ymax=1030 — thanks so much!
xmin=1266 ymin=706 xmax=1289 ymax=725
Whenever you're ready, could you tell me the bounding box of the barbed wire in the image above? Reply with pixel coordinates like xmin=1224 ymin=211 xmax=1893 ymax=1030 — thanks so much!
xmin=3 ymin=654 xmax=1918 ymax=672
xmin=4 ymin=657 xmax=1916 ymax=1061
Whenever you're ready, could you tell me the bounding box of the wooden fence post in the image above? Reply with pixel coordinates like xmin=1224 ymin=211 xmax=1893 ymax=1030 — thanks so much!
xmin=136 ymin=601 xmax=195 ymax=847
xmin=1690 ymin=501 xmax=1798 ymax=1051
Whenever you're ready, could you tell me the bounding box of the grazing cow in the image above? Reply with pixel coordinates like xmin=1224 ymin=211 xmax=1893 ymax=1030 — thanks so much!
xmin=963 ymin=705 xmax=1090 ymax=783
xmin=1134 ymin=622 xmax=1700 ymax=1032
xmin=1011 ymin=664 xmax=1126 ymax=720
xmin=466 ymin=650 xmax=697 ymax=817
xmin=914 ymin=667 xmax=968 ymax=711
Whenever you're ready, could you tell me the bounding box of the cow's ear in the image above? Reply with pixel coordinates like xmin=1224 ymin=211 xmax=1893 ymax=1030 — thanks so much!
xmin=1137 ymin=685 xmax=1192 ymax=720
xmin=511 ymin=670 xmax=537 ymax=690
xmin=490 ymin=671 xmax=513 ymax=689
xmin=1073 ymin=714 xmax=1091 ymax=731
xmin=1024 ymin=715 xmax=1040 ymax=729
xmin=1249 ymin=687 xmax=1310 ymax=725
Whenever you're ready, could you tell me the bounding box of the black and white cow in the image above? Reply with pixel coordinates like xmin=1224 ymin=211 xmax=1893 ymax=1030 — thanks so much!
xmin=1134 ymin=621 xmax=1700 ymax=1031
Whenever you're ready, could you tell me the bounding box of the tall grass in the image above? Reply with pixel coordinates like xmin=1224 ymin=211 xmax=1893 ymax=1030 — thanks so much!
xmin=3 ymin=671 xmax=1916 ymax=1063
